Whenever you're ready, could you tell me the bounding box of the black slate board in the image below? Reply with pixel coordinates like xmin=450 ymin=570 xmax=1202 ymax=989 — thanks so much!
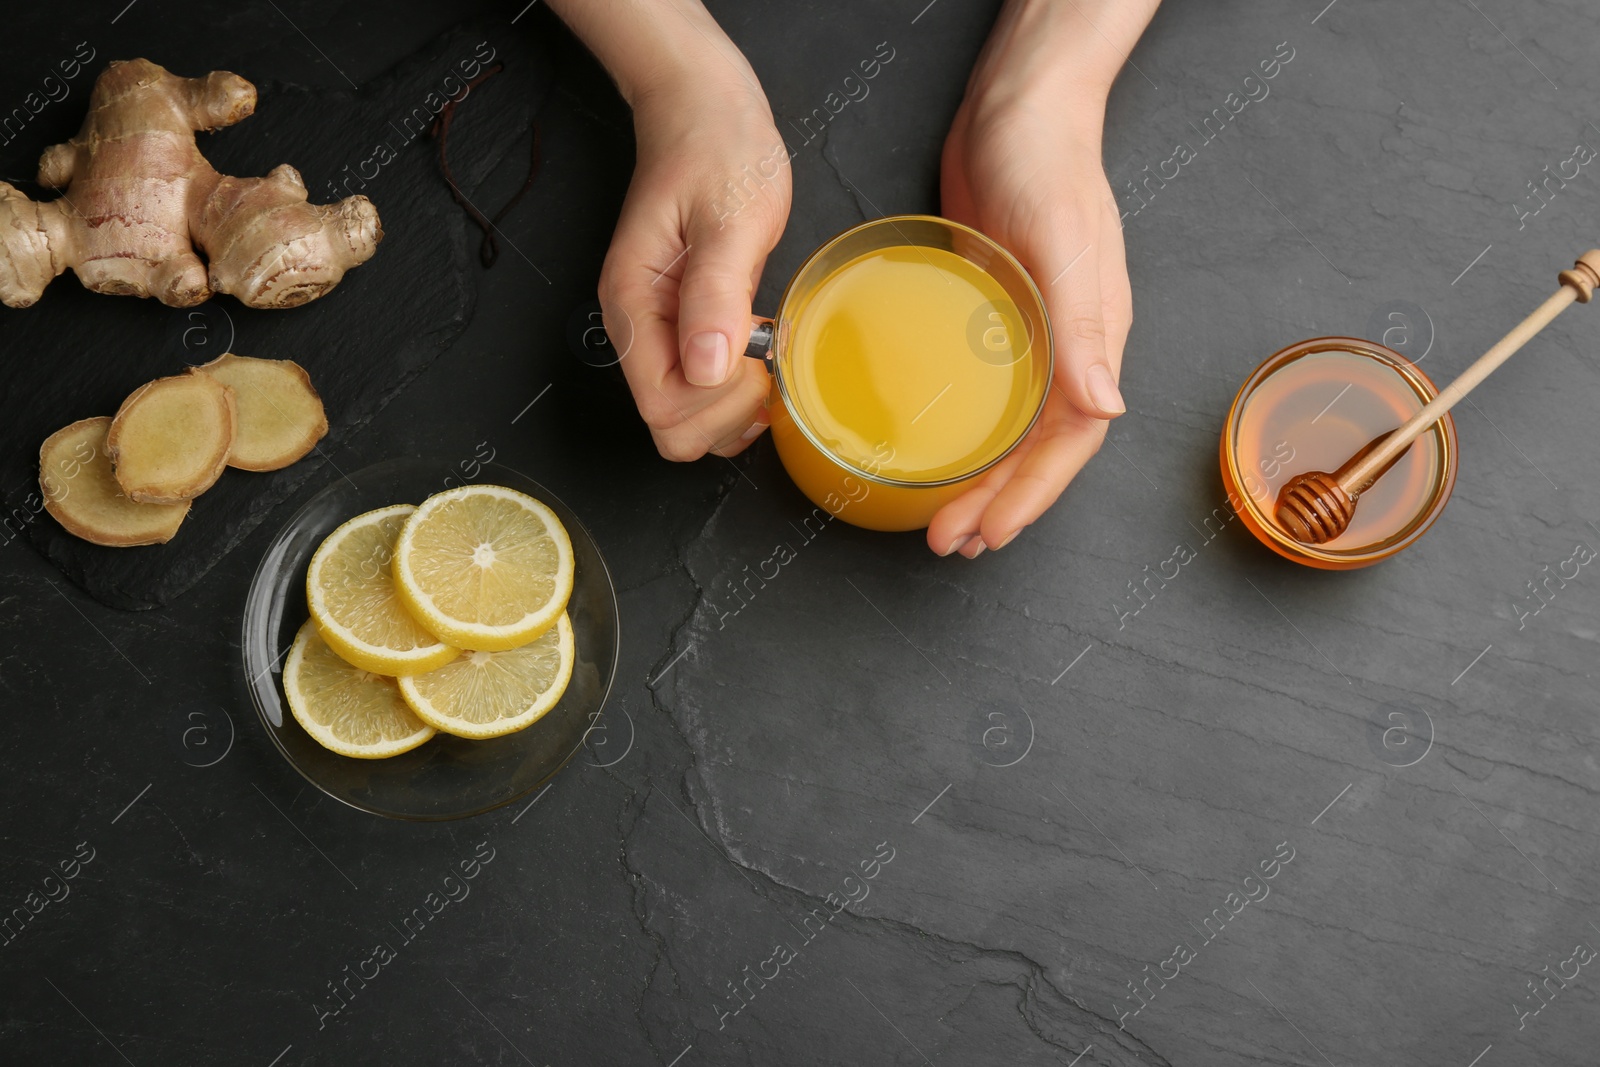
xmin=0 ymin=21 xmax=551 ymax=609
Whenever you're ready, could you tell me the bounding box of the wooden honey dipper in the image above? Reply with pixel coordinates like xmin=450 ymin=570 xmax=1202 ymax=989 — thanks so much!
xmin=1275 ymin=250 xmax=1600 ymax=545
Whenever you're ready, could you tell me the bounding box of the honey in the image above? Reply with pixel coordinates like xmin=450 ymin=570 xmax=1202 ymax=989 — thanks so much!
xmin=1221 ymin=337 xmax=1458 ymax=569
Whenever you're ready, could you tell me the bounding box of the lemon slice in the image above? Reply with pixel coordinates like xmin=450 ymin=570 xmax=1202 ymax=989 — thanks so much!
xmin=307 ymin=504 xmax=459 ymax=675
xmin=282 ymin=620 xmax=436 ymax=758
xmin=393 ymin=485 xmax=574 ymax=651
xmin=398 ymin=615 xmax=575 ymax=739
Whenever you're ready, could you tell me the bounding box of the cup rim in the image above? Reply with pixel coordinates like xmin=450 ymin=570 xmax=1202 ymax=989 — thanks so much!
xmin=771 ymin=214 xmax=1054 ymax=489
xmin=1222 ymin=335 xmax=1459 ymax=568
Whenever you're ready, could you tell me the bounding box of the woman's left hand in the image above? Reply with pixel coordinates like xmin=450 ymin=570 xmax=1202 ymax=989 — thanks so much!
xmin=929 ymin=0 xmax=1147 ymax=558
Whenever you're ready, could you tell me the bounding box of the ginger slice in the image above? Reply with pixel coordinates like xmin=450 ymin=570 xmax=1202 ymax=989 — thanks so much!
xmin=40 ymin=417 xmax=189 ymax=547
xmin=107 ymin=372 xmax=236 ymax=503
xmin=193 ymin=353 xmax=327 ymax=470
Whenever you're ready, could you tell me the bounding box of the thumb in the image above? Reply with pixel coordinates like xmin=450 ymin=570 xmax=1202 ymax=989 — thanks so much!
xmin=1037 ymin=220 xmax=1124 ymax=420
xmin=677 ymin=210 xmax=775 ymax=387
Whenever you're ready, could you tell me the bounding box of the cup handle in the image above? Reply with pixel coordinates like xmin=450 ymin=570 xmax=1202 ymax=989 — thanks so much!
xmin=745 ymin=316 xmax=775 ymax=373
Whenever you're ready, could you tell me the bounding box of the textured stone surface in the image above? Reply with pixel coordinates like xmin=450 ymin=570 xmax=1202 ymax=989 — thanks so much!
xmin=4 ymin=1 xmax=1600 ymax=1065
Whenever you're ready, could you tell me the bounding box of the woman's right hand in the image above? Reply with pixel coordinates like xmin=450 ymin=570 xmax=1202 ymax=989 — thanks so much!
xmin=598 ymin=71 xmax=792 ymax=461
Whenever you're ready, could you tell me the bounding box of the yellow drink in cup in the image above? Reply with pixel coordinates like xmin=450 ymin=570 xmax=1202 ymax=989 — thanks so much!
xmin=760 ymin=216 xmax=1053 ymax=531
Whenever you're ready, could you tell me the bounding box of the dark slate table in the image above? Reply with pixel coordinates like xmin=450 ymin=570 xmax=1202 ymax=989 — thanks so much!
xmin=5 ymin=1 xmax=1600 ymax=1064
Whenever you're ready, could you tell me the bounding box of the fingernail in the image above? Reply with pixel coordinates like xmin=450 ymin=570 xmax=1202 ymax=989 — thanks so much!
xmin=942 ymin=534 xmax=974 ymax=557
xmin=995 ymin=529 xmax=1020 ymax=550
xmin=685 ymin=331 xmax=730 ymax=386
xmin=1086 ymin=364 xmax=1125 ymax=416
xmin=960 ymin=539 xmax=986 ymax=560
xmin=739 ymin=418 xmax=769 ymax=442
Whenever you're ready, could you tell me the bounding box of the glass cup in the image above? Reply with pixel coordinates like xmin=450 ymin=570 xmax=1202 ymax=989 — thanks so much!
xmin=746 ymin=215 xmax=1053 ymax=532
xmin=1220 ymin=336 xmax=1458 ymax=569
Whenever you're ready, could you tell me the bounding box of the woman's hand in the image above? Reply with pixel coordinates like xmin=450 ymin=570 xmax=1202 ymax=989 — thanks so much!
xmin=549 ymin=0 xmax=791 ymax=461
xmin=929 ymin=0 xmax=1158 ymax=558
xmin=598 ymin=76 xmax=791 ymax=461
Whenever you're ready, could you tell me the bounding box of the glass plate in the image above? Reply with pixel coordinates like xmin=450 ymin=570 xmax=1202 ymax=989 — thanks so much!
xmin=240 ymin=457 xmax=619 ymax=820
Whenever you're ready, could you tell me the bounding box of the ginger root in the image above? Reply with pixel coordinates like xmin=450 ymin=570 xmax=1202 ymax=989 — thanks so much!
xmin=0 ymin=59 xmax=381 ymax=309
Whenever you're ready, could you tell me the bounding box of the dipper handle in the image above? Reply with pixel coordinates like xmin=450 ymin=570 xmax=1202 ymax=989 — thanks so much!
xmin=1336 ymin=250 xmax=1600 ymax=497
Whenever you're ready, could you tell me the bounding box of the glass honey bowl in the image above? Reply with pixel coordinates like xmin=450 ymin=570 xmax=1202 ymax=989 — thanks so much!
xmin=1220 ymin=336 xmax=1459 ymax=569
